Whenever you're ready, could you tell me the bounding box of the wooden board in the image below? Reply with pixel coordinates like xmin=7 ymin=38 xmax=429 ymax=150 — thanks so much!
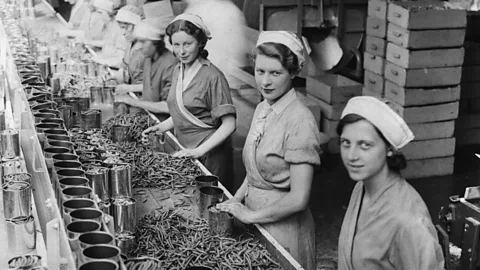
xmin=387 ymin=23 xmax=466 ymax=49
xmin=455 ymin=128 xmax=480 ymax=145
xmin=368 ymin=0 xmax=388 ymax=19
xmin=364 ymin=70 xmax=385 ymax=95
xmin=461 ymin=66 xmax=480 ymax=83
xmin=461 ymin=82 xmax=480 ymax=99
xmin=362 ymin=87 xmax=384 ymax=98
xmin=385 ymin=61 xmax=462 ymax=87
xmin=456 ymin=114 xmax=480 ymax=129
xmin=387 ymin=1 xmax=467 ymax=30
xmin=314 ymin=96 xmax=346 ymax=120
xmin=363 ymin=52 xmax=385 ymax=75
xmin=306 ymin=74 xmax=362 ymax=105
xmin=366 ymin=35 xmax=387 ymax=57
xmin=321 ymin=118 xmax=339 ymax=138
xmin=366 ymin=16 xmax=388 ymax=38
xmin=410 ymin=120 xmax=455 ymax=141
xmin=403 ymin=137 xmax=456 ymax=160
xmin=403 ymin=102 xmax=459 ymax=124
xmin=384 ymin=81 xmax=460 ymax=106
xmin=402 ymin=156 xmax=455 ymax=179
xmin=463 ymin=42 xmax=480 ymax=66
xmin=386 ymin=43 xmax=464 ymax=69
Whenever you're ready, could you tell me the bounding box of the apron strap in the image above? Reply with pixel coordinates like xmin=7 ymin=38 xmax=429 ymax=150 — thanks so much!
xmin=175 ymin=62 xmax=213 ymax=129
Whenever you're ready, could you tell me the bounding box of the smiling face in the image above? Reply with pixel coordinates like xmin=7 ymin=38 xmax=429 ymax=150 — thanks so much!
xmin=340 ymin=119 xmax=389 ymax=182
xmin=254 ymin=54 xmax=293 ymax=105
xmin=171 ymin=31 xmax=201 ymax=65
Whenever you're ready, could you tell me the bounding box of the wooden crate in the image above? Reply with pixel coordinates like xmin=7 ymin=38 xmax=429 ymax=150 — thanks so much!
xmin=364 ymin=70 xmax=385 ymax=95
xmin=385 ymin=61 xmax=462 ymax=87
xmin=366 ymin=35 xmax=387 ymax=57
xmin=368 ymin=0 xmax=388 ymax=19
xmin=314 ymin=97 xmax=346 ymax=120
xmin=306 ymin=74 xmax=362 ymax=105
xmin=403 ymin=137 xmax=456 ymax=160
xmin=410 ymin=120 xmax=455 ymax=141
xmin=461 ymin=66 xmax=480 ymax=83
xmin=384 ymin=81 xmax=460 ymax=106
xmin=322 ymin=118 xmax=339 ymax=138
xmin=366 ymin=16 xmax=388 ymax=38
xmin=402 ymin=156 xmax=455 ymax=179
xmin=403 ymin=102 xmax=459 ymax=123
xmin=387 ymin=23 xmax=466 ymax=49
xmin=460 ymin=82 xmax=480 ymax=99
xmin=364 ymin=52 xmax=385 ymax=75
xmin=362 ymin=87 xmax=384 ymax=98
xmin=386 ymin=43 xmax=464 ymax=69
xmin=387 ymin=1 xmax=467 ymax=30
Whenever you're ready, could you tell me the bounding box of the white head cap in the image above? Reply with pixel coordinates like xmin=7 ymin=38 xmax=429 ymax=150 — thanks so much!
xmin=116 ymin=5 xmax=142 ymax=25
xmin=169 ymin=13 xmax=212 ymax=39
xmin=256 ymin=31 xmax=306 ymax=70
xmin=92 ymin=0 xmax=114 ymax=14
xmin=133 ymin=18 xmax=163 ymax=41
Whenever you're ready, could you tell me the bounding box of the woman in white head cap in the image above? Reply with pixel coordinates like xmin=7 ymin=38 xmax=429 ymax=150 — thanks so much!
xmin=216 ymin=31 xmax=322 ymax=270
xmin=336 ymin=96 xmax=445 ymax=270
xmin=76 ymin=0 xmax=114 ymax=42
xmin=140 ymin=13 xmax=237 ymax=190
xmin=66 ymin=0 xmax=90 ymax=30
xmin=114 ymin=18 xmax=177 ymax=120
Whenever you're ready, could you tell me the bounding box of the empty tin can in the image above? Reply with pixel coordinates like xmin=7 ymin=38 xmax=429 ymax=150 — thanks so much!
xmin=58 ymin=105 xmax=74 ymax=129
xmin=103 ymin=87 xmax=115 ymax=105
xmin=43 ymin=128 xmax=68 ymax=136
xmin=48 ymin=141 xmax=74 ymax=152
xmin=66 ymin=220 xmax=101 ymax=252
xmin=90 ymin=86 xmax=103 ymax=106
xmin=52 ymin=153 xmax=79 ymax=164
xmin=79 ymin=231 xmax=114 ymax=250
xmin=208 ymin=205 xmax=234 ymax=237
xmin=79 ymin=260 xmax=118 ymax=270
xmin=115 ymin=232 xmax=135 ymax=256
xmin=82 ymin=244 xmax=121 ymax=264
xmin=80 ymin=109 xmax=101 ymax=130
xmin=198 ymin=186 xmax=224 ymax=219
xmin=112 ymin=125 xmax=131 ymax=143
xmin=70 ymin=208 xmax=103 ymax=224
xmin=6 ymin=216 xmax=36 ymax=255
xmin=40 ymin=118 xmax=64 ymax=128
xmin=85 ymin=166 xmax=110 ymax=201
xmin=111 ymin=196 xmax=136 ymax=234
xmin=37 ymin=109 xmax=61 ymax=118
xmin=62 ymin=198 xmax=95 ymax=223
xmin=35 ymin=123 xmax=61 ymax=134
xmin=1 ymin=129 xmax=21 ymax=159
xmin=109 ymin=163 xmax=132 ymax=198
xmin=3 ymin=181 xmax=32 ymax=219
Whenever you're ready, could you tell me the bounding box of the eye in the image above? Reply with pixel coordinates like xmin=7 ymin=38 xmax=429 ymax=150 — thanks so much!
xmin=360 ymin=142 xmax=371 ymax=150
xmin=255 ymin=69 xmax=264 ymax=75
xmin=340 ymin=139 xmax=350 ymax=147
xmin=272 ymin=71 xmax=281 ymax=76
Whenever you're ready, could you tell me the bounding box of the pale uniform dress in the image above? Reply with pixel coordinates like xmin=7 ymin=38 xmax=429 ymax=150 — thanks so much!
xmin=94 ymin=20 xmax=129 ymax=68
xmin=338 ymin=173 xmax=445 ymax=270
xmin=166 ymin=58 xmax=236 ymax=189
xmin=242 ymin=88 xmax=321 ymax=270
xmin=78 ymin=10 xmax=107 ymax=41
xmin=121 ymin=41 xmax=145 ymax=84
xmin=68 ymin=0 xmax=90 ymax=29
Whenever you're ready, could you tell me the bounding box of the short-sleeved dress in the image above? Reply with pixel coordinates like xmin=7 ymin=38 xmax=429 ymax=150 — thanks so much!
xmin=166 ymin=58 xmax=236 ymax=189
xmin=338 ymin=174 xmax=445 ymax=270
xmin=122 ymin=41 xmax=145 ymax=85
xmin=242 ymin=88 xmax=321 ymax=270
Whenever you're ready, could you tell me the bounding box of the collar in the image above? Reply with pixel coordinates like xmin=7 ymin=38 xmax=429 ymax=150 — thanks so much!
xmin=361 ymin=172 xmax=400 ymax=206
xmin=263 ymin=88 xmax=297 ymax=114
xmin=176 ymin=57 xmax=211 ymax=69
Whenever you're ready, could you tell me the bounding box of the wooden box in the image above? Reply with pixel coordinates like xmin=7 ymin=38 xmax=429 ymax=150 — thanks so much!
xmin=366 ymin=35 xmax=387 ymax=57
xmin=384 ymin=81 xmax=460 ymax=106
xmin=306 ymin=74 xmax=362 ymax=105
xmin=460 ymin=82 xmax=480 ymax=99
xmin=364 ymin=70 xmax=385 ymax=95
xmin=403 ymin=137 xmax=456 ymax=160
xmin=387 ymin=23 xmax=466 ymax=49
xmin=385 ymin=61 xmax=462 ymax=87
xmin=315 ymin=97 xmax=346 ymax=120
xmin=402 ymin=156 xmax=454 ymax=179
xmin=368 ymin=0 xmax=388 ymax=19
xmin=387 ymin=1 xmax=467 ymax=30
xmin=456 ymin=114 xmax=480 ymax=129
xmin=362 ymin=87 xmax=383 ymax=98
xmin=403 ymin=102 xmax=459 ymax=123
xmin=364 ymin=52 xmax=385 ymax=75
xmin=366 ymin=16 xmax=388 ymax=38
xmin=386 ymin=43 xmax=464 ymax=69
xmin=410 ymin=121 xmax=455 ymax=141
xmin=322 ymin=118 xmax=339 ymax=138
xmin=461 ymin=66 xmax=480 ymax=83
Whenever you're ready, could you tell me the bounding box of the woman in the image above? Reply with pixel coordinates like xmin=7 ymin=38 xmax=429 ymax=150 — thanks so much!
xmin=77 ymin=0 xmax=112 ymax=42
xmin=114 ymin=18 xmax=177 ymax=119
xmin=66 ymin=0 xmax=90 ymax=30
xmin=108 ymin=5 xmax=145 ymax=85
xmin=141 ymin=14 xmax=236 ymax=189
xmin=336 ymin=96 xmax=445 ymax=270
xmin=216 ymin=31 xmax=321 ymax=270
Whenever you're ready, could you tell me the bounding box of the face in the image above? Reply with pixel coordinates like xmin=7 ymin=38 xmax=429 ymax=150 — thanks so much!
xmin=171 ymin=31 xmax=201 ymax=65
xmin=118 ymin=22 xmax=134 ymax=42
xmin=254 ymin=54 xmax=293 ymax=105
xmin=340 ymin=120 xmax=389 ymax=182
xmin=140 ymin=39 xmax=156 ymax=57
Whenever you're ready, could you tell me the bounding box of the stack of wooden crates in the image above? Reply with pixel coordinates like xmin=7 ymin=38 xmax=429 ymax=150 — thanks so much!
xmin=364 ymin=0 xmax=467 ymax=179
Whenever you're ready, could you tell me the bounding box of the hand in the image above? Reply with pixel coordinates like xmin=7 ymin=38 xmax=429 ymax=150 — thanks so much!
xmin=141 ymin=124 xmax=166 ymax=143
xmin=114 ymin=95 xmax=132 ymax=105
xmin=216 ymin=201 xmax=253 ymax=224
xmin=115 ymin=84 xmax=131 ymax=95
xmin=172 ymin=148 xmax=204 ymax=159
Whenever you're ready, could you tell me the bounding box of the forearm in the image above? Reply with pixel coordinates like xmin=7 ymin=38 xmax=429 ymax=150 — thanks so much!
xmin=126 ymin=84 xmax=143 ymax=93
xmin=128 ymin=100 xmax=169 ymax=114
xmin=87 ymin=39 xmax=105 ymax=48
xmin=233 ymin=178 xmax=248 ymax=200
xmin=196 ymin=115 xmax=235 ymax=156
xmin=161 ymin=117 xmax=174 ymax=131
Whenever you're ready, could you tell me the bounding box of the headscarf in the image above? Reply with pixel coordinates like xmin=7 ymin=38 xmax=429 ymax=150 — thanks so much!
xmin=341 ymin=96 xmax=414 ymax=150
xmin=133 ymin=18 xmax=163 ymax=41
xmin=256 ymin=30 xmax=306 ymax=70
xmin=169 ymin=13 xmax=212 ymax=39
xmin=92 ymin=0 xmax=114 ymax=14
xmin=115 ymin=5 xmax=142 ymax=25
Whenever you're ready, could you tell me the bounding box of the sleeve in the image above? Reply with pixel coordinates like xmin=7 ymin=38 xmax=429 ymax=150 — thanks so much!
xmin=284 ymin=111 xmax=321 ymax=165
xmin=393 ymin=218 xmax=445 ymax=270
xmin=159 ymin=60 xmax=177 ymax=101
xmin=207 ymin=73 xmax=236 ymax=123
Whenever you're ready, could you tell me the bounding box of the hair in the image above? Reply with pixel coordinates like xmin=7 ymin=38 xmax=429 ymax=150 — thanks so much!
xmin=165 ymin=20 xmax=209 ymax=59
xmin=152 ymin=39 xmax=166 ymax=55
xmin=336 ymin=113 xmax=407 ymax=172
xmin=251 ymin=43 xmax=301 ymax=75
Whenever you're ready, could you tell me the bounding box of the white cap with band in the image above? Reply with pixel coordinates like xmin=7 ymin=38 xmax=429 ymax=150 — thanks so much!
xmin=170 ymin=13 xmax=212 ymax=39
xmin=341 ymin=96 xmax=415 ymax=150
xmin=256 ymin=31 xmax=306 ymax=69
xmin=115 ymin=7 xmax=141 ymax=25
xmin=92 ymin=0 xmax=114 ymax=13
xmin=133 ymin=19 xmax=163 ymax=41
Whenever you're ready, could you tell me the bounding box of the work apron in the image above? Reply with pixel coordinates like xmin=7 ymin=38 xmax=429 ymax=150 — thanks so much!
xmin=242 ymin=126 xmax=316 ymax=270
xmin=170 ymin=62 xmax=232 ymax=188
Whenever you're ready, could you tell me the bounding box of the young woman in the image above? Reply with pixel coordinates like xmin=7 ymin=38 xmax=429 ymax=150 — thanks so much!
xmin=216 ymin=31 xmax=321 ymax=270
xmin=336 ymin=96 xmax=445 ymax=270
xmin=78 ymin=0 xmax=112 ymax=42
xmin=141 ymin=14 xmax=236 ymax=189
xmin=66 ymin=0 xmax=90 ymax=30
xmin=114 ymin=18 xmax=177 ymax=120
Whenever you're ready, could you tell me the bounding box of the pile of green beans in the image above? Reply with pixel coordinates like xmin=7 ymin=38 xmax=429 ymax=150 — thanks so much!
xmin=102 ymin=112 xmax=155 ymax=143
xmin=129 ymin=210 xmax=283 ymax=270
xmin=125 ymin=257 xmax=162 ymax=270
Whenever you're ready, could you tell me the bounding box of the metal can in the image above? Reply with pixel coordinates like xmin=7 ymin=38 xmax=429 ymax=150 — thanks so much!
xmin=85 ymin=166 xmax=110 ymax=201
xmin=1 ymin=129 xmax=21 ymax=159
xmin=111 ymin=196 xmax=136 ymax=234
xmin=109 ymin=163 xmax=132 ymax=198
xmin=1 ymin=157 xmax=23 ymax=184
xmin=2 ymin=181 xmax=32 ymax=219
xmin=80 ymin=109 xmax=101 ymax=130
xmin=6 ymin=219 xmax=37 ymax=255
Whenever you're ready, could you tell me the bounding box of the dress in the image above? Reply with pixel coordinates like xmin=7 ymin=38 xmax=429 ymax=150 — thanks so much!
xmin=78 ymin=11 xmax=106 ymax=41
xmin=166 ymin=58 xmax=236 ymax=188
xmin=68 ymin=0 xmax=89 ymax=29
xmin=242 ymin=89 xmax=321 ymax=270
xmin=96 ymin=21 xmax=129 ymax=68
xmin=122 ymin=41 xmax=145 ymax=84
xmin=338 ymin=174 xmax=445 ymax=270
